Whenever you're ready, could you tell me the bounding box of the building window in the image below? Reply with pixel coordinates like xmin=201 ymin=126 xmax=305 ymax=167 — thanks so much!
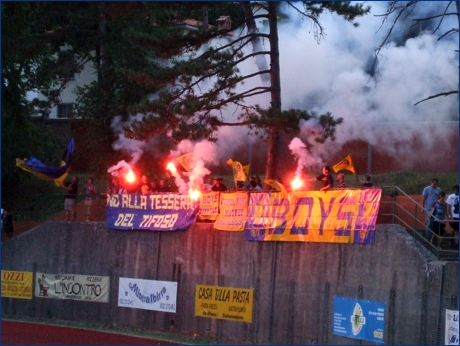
xmin=58 ymin=50 xmax=77 ymax=80
xmin=57 ymin=103 xmax=74 ymax=118
xmin=41 ymin=109 xmax=51 ymax=119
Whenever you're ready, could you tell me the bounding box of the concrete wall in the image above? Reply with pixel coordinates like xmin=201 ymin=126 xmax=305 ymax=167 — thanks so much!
xmin=2 ymin=222 xmax=458 ymax=344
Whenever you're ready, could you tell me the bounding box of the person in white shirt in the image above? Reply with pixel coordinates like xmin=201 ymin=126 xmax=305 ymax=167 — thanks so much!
xmin=446 ymin=184 xmax=459 ymax=248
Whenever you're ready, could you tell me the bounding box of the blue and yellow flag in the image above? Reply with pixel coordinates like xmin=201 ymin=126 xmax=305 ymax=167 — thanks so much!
xmin=16 ymin=137 xmax=74 ymax=187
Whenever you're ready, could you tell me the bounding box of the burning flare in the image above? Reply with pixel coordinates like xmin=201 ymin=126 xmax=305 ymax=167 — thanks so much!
xmin=291 ymin=177 xmax=303 ymax=191
xmin=125 ymin=169 xmax=136 ymax=183
xmin=189 ymin=189 xmax=201 ymax=201
xmin=167 ymin=162 xmax=177 ymax=174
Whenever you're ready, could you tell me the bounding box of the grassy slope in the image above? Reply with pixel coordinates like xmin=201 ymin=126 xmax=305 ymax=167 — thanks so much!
xmin=221 ymin=171 xmax=458 ymax=196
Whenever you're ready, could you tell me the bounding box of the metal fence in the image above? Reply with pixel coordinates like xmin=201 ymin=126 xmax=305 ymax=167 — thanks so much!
xmin=379 ymin=186 xmax=458 ymax=261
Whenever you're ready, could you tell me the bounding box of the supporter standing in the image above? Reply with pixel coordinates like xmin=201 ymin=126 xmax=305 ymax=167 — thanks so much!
xmin=422 ymin=178 xmax=441 ymax=215
xmin=337 ymin=173 xmax=346 ymax=188
xmin=106 ymin=177 xmax=120 ymax=194
xmin=446 ymin=184 xmax=459 ymax=248
xmin=211 ymin=177 xmax=227 ymax=191
xmin=254 ymin=176 xmax=263 ymax=189
xmin=201 ymin=177 xmax=213 ymax=192
xmin=247 ymin=176 xmax=262 ymax=191
xmin=139 ymin=175 xmax=151 ymax=194
xmin=422 ymin=178 xmax=441 ymax=240
xmin=2 ymin=209 xmax=14 ymax=239
xmin=150 ymin=180 xmax=158 ymax=192
xmin=427 ymin=191 xmax=449 ymax=245
xmin=355 ymin=174 xmax=373 ymax=187
xmin=82 ymin=178 xmax=97 ymax=221
xmin=219 ymin=178 xmax=228 ymax=191
xmin=307 ymin=166 xmax=334 ymax=191
xmin=62 ymin=177 xmax=79 ymax=221
xmin=157 ymin=179 xmax=171 ymax=192
xmin=235 ymin=181 xmax=245 ymax=191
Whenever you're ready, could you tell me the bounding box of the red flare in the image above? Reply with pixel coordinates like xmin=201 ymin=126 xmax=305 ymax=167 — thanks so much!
xmin=291 ymin=177 xmax=303 ymax=190
xmin=189 ymin=189 xmax=201 ymax=201
xmin=167 ymin=162 xmax=177 ymax=173
xmin=125 ymin=169 xmax=136 ymax=184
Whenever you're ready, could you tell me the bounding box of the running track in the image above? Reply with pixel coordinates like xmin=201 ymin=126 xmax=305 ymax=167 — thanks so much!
xmin=2 ymin=320 xmax=179 ymax=344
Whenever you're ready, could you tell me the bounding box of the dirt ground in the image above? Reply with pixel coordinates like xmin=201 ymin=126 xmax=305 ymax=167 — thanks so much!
xmin=1 ymin=199 xmax=107 ymax=243
xmin=1 ymin=320 xmax=180 ymax=345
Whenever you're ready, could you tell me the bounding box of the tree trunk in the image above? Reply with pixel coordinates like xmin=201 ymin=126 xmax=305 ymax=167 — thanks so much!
xmin=99 ymin=6 xmax=107 ymax=84
xmin=265 ymin=2 xmax=286 ymax=181
xmin=202 ymin=4 xmax=208 ymax=33
xmin=240 ymin=2 xmax=270 ymax=84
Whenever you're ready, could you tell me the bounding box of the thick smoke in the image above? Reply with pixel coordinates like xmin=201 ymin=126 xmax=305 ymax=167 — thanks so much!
xmin=289 ymin=137 xmax=324 ymax=177
xmin=277 ymin=1 xmax=458 ymax=166
xmin=168 ymin=139 xmax=217 ymax=194
xmin=109 ymin=1 xmax=458 ymax=178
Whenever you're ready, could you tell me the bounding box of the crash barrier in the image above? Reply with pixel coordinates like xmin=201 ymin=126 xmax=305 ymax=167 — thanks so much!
xmin=1 ymin=222 xmax=458 ymax=345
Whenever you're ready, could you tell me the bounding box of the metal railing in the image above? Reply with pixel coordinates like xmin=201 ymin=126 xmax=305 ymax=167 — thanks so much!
xmin=6 ymin=188 xmax=459 ymax=260
xmin=379 ymin=186 xmax=458 ymax=261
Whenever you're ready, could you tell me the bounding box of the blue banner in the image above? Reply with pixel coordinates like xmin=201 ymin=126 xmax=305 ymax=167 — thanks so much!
xmin=332 ymin=296 xmax=385 ymax=343
xmin=106 ymin=193 xmax=199 ymax=231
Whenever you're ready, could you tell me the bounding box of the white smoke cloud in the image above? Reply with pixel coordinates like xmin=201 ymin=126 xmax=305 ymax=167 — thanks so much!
xmin=168 ymin=139 xmax=218 ymax=194
xmin=106 ymin=159 xmax=131 ymax=177
xmin=289 ymin=137 xmax=324 ymax=177
xmin=109 ymin=115 xmax=147 ymax=170
xmin=109 ymin=1 xmax=458 ymax=177
xmin=277 ymin=1 xmax=458 ymax=166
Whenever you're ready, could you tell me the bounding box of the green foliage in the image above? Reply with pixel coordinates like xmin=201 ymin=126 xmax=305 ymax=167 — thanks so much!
xmin=307 ymin=2 xmax=371 ymax=25
xmin=2 ymin=1 xmax=373 ymax=208
xmin=1 ymin=118 xmax=67 ymax=211
xmin=243 ymin=107 xmax=344 ymax=142
xmin=121 ymin=1 xmax=369 ymax=153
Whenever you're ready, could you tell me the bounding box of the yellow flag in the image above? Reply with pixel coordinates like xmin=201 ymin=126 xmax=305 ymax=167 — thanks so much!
xmin=226 ymin=159 xmax=247 ymax=181
xmin=332 ymin=154 xmax=356 ymax=174
xmin=263 ymin=179 xmax=287 ymax=195
xmin=176 ymin=152 xmax=194 ymax=172
xmin=243 ymin=164 xmax=250 ymax=181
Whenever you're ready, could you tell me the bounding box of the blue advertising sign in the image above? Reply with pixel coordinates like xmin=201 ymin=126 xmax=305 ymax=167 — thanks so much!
xmin=332 ymin=296 xmax=385 ymax=343
xmin=106 ymin=193 xmax=199 ymax=231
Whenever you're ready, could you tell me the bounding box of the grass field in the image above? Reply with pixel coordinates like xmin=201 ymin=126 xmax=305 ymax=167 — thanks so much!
xmin=220 ymin=171 xmax=458 ymax=196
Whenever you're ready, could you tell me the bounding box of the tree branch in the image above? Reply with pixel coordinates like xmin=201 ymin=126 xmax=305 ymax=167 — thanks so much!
xmin=438 ymin=27 xmax=459 ymax=41
xmin=287 ymin=2 xmax=324 ymax=42
xmin=414 ymin=90 xmax=458 ymax=106
xmin=373 ymin=2 xmax=417 ymax=79
xmin=171 ymin=50 xmax=271 ymax=100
